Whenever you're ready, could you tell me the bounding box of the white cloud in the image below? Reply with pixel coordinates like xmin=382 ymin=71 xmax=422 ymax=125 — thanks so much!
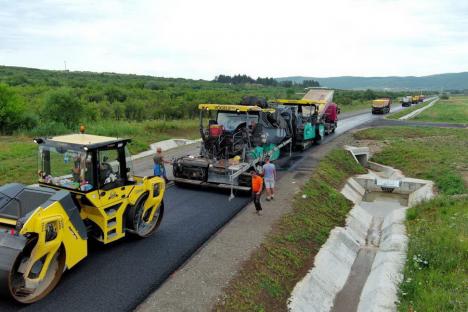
xmin=0 ymin=0 xmax=467 ymax=79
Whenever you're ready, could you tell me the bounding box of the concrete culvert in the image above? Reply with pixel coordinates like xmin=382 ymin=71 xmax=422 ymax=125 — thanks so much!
xmin=288 ymin=146 xmax=434 ymax=312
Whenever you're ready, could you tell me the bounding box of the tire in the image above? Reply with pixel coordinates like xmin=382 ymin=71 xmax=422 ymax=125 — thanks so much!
xmin=9 ymin=243 xmax=66 ymax=304
xmin=127 ymin=195 xmax=164 ymax=238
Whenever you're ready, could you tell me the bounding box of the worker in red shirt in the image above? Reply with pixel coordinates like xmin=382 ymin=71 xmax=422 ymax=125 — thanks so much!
xmin=251 ymin=170 xmax=263 ymax=214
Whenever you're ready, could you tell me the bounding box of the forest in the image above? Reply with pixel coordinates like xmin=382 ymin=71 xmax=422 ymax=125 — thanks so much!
xmin=0 ymin=65 xmax=412 ymax=136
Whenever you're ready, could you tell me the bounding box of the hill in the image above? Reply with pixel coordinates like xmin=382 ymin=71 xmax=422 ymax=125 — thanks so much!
xmin=277 ymin=72 xmax=468 ymax=90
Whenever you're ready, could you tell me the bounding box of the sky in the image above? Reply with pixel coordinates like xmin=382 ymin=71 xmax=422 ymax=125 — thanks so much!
xmin=1 ymin=0 xmax=467 ymax=80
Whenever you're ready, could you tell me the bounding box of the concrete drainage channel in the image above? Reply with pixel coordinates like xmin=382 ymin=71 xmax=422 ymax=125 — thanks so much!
xmin=288 ymin=146 xmax=434 ymax=312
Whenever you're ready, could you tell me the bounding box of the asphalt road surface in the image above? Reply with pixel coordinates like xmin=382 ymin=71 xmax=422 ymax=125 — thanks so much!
xmin=0 ymin=105 xmax=411 ymax=312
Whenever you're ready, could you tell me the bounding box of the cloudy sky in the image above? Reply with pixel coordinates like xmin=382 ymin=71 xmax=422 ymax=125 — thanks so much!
xmin=1 ymin=0 xmax=467 ymax=79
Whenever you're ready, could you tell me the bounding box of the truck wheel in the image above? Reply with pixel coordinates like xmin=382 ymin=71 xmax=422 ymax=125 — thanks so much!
xmin=9 ymin=243 xmax=65 ymax=304
xmin=128 ymin=196 xmax=164 ymax=238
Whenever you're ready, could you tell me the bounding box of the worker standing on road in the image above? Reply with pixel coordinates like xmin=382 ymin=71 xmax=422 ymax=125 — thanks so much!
xmin=251 ymin=170 xmax=263 ymax=215
xmin=262 ymin=156 xmax=276 ymax=201
xmin=153 ymin=147 xmax=170 ymax=183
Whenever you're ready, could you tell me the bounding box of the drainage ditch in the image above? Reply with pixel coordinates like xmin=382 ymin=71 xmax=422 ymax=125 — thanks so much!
xmin=288 ymin=146 xmax=434 ymax=312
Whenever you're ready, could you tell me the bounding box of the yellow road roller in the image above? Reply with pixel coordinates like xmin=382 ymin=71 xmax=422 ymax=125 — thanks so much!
xmin=0 ymin=132 xmax=165 ymax=303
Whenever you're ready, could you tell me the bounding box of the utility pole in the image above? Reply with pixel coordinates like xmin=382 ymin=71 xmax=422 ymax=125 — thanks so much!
xmin=64 ymin=61 xmax=67 ymax=71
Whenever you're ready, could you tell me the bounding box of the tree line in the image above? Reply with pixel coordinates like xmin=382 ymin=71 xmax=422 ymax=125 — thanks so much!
xmin=1 ymin=66 xmax=436 ymax=136
xmin=213 ymin=74 xmax=320 ymax=88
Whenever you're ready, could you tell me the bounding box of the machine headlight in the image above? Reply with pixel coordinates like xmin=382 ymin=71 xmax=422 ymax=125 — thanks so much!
xmin=153 ymin=183 xmax=160 ymax=197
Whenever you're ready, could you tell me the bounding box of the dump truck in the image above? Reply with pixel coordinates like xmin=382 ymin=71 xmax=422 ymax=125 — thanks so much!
xmin=172 ymin=97 xmax=293 ymax=193
xmin=302 ymin=89 xmax=340 ymax=134
xmin=401 ymin=96 xmax=412 ymax=107
xmin=0 ymin=132 xmax=165 ymax=303
xmin=412 ymin=95 xmax=420 ymax=104
xmin=371 ymin=98 xmax=392 ymax=114
xmin=271 ymin=97 xmax=339 ymax=150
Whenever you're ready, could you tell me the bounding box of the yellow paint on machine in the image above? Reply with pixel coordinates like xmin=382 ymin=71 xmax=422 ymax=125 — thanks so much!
xmin=198 ymin=103 xmax=275 ymax=113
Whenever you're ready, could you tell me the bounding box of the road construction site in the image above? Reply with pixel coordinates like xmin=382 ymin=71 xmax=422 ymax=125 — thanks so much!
xmin=0 ymin=97 xmax=418 ymax=311
xmin=2 ymin=95 xmax=464 ymax=312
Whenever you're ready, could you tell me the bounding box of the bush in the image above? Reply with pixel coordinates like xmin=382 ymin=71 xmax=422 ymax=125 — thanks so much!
xmin=26 ymin=121 xmax=69 ymax=137
xmin=0 ymin=83 xmax=26 ymax=133
xmin=440 ymin=93 xmax=449 ymax=100
xmin=42 ymin=88 xmax=83 ymax=127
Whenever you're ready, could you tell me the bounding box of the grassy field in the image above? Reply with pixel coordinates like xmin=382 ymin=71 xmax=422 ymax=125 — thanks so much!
xmin=339 ymin=100 xmax=372 ymax=113
xmin=355 ymin=127 xmax=467 ymax=195
xmin=413 ymin=95 xmax=468 ymax=123
xmin=215 ymin=149 xmax=366 ymax=311
xmin=399 ymin=196 xmax=467 ymax=311
xmin=354 ymin=126 xmax=467 ymax=311
xmin=386 ymin=99 xmax=434 ymax=120
xmin=0 ymin=119 xmax=199 ymax=185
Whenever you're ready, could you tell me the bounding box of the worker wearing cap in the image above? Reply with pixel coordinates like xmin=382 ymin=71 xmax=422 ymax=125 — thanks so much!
xmin=251 ymin=170 xmax=263 ymax=214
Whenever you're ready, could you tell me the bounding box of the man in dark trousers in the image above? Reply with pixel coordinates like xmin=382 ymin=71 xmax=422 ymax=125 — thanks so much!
xmin=251 ymin=170 xmax=263 ymax=215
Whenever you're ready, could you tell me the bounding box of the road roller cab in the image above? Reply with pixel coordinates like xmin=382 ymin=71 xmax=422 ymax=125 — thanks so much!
xmin=0 ymin=131 xmax=165 ymax=303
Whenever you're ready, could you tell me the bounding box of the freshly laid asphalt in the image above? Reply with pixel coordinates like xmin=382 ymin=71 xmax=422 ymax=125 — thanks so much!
xmin=0 ymin=187 xmax=250 ymax=312
xmin=0 ymin=104 xmax=423 ymax=312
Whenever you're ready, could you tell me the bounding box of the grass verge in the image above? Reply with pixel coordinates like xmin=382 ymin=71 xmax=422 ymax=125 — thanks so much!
xmin=339 ymin=100 xmax=372 ymax=114
xmin=354 ymin=126 xmax=467 ymax=311
xmin=386 ymin=100 xmax=434 ymax=120
xmin=399 ymin=195 xmax=467 ymax=311
xmin=413 ymin=95 xmax=468 ymax=124
xmin=0 ymin=119 xmax=199 ymax=185
xmin=354 ymin=126 xmax=467 ymax=195
xmin=215 ymin=149 xmax=366 ymax=311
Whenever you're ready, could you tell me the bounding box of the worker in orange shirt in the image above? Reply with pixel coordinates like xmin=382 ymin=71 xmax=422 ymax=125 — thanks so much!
xmin=251 ymin=170 xmax=263 ymax=214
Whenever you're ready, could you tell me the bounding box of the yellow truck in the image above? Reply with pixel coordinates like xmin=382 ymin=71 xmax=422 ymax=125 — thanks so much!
xmin=371 ymin=98 xmax=392 ymax=114
xmin=0 ymin=132 xmax=165 ymax=303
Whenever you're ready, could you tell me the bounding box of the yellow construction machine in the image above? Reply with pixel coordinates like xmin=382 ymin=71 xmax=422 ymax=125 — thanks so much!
xmin=0 ymin=131 xmax=165 ymax=303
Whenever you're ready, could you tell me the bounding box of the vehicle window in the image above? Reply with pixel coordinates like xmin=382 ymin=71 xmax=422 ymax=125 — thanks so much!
xmin=38 ymin=146 xmax=94 ymax=191
xmin=217 ymin=112 xmax=259 ymax=131
xmin=98 ymin=149 xmax=123 ymax=187
xmin=125 ymin=146 xmax=135 ymax=181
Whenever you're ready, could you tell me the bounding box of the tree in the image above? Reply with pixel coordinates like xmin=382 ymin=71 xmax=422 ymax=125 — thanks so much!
xmin=364 ymin=89 xmax=376 ymax=100
xmin=280 ymin=80 xmax=293 ymax=88
xmin=105 ymin=87 xmax=127 ymax=103
xmin=0 ymin=84 xmax=26 ymax=133
xmin=43 ymin=88 xmax=83 ymax=127
xmin=302 ymin=79 xmax=320 ymax=88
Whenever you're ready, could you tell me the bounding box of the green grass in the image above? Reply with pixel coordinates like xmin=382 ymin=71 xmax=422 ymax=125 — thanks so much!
xmin=398 ymin=196 xmax=468 ymax=312
xmin=215 ymin=149 xmax=366 ymax=311
xmin=355 ymin=127 xmax=467 ymax=195
xmin=0 ymin=119 xmax=199 ymax=185
xmin=386 ymin=99 xmax=434 ymax=120
xmin=354 ymin=126 xmax=467 ymax=311
xmin=339 ymin=100 xmax=373 ymax=114
xmin=413 ymin=96 xmax=468 ymax=124
xmin=0 ymin=136 xmax=38 ymax=186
